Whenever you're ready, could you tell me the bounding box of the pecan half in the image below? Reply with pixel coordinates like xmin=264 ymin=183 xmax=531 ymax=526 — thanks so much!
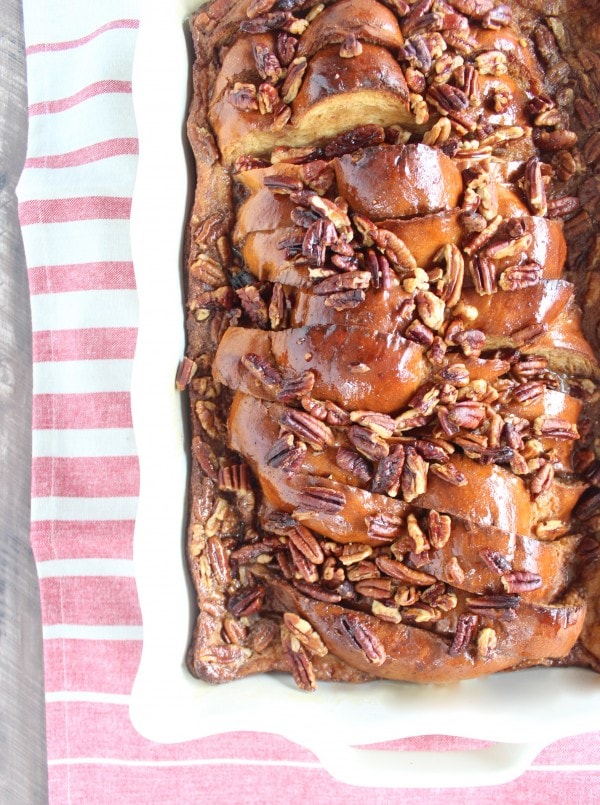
xmin=241 ymin=353 xmax=282 ymax=391
xmin=428 ymin=510 xmax=452 ymax=549
xmin=279 ymin=408 xmax=334 ymax=449
xmin=365 ymin=513 xmax=405 ymax=540
xmin=280 ymin=56 xmax=308 ymax=104
xmin=336 ymin=447 xmax=372 ymax=483
xmin=265 ymin=433 xmax=307 ymax=474
xmin=376 ymin=556 xmax=437 ymax=585
xmin=287 ymin=524 xmax=324 ymax=565
xmin=323 ymin=125 xmax=386 ymax=160
xmin=277 ymin=370 xmax=315 ymax=403
xmin=349 ymin=410 xmax=396 ymax=439
xmin=533 ymin=416 xmax=579 ymax=440
xmin=228 ymin=584 xmax=266 ymax=618
xmin=348 ymin=425 xmax=390 ymax=461
xmin=341 ymin=613 xmax=386 ymax=665
xmin=501 ymin=571 xmax=542 ymax=593
xmin=467 ymin=594 xmax=520 ymax=610
xmin=284 ymin=637 xmax=317 ymax=691
xmin=297 ymin=486 xmax=346 ymax=514
xmin=371 ymin=444 xmax=406 ymax=496
xmin=449 ymin=612 xmax=478 ymax=655
xmin=283 ymin=612 xmax=328 ymax=657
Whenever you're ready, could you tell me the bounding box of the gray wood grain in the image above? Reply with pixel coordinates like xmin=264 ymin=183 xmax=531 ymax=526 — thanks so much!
xmin=0 ymin=0 xmax=48 ymax=801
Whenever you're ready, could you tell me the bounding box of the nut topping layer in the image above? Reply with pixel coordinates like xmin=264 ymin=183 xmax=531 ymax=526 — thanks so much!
xmin=184 ymin=0 xmax=600 ymax=688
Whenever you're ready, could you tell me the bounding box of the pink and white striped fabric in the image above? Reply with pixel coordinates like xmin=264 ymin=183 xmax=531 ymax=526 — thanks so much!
xmin=18 ymin=1 xmax=600 ymax=802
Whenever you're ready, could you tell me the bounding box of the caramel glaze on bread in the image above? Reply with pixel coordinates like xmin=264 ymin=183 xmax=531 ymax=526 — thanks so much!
xmin=182 ymin=0 xmax=600 ymax=688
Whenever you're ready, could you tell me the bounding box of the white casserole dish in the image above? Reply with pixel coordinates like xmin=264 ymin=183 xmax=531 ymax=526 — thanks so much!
xmin=128 ymin=0 xmax=600 ymax=788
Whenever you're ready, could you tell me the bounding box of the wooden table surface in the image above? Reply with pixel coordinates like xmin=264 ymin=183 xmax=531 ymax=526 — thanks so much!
xmin=0 ymin=0 xmax=48 ymax=800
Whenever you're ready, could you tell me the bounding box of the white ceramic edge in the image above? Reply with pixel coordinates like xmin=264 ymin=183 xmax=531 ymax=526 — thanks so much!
xmin=128 ymin=0 xmax=600 ymax=788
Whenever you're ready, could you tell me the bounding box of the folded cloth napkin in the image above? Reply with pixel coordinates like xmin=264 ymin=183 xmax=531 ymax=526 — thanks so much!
xmin=17 ymin=0 xmax=600 ymax=802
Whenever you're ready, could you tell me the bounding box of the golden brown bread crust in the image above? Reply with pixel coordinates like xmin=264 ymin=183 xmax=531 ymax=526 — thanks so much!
xmin=183 ymin=0 xmax=600 ymax=688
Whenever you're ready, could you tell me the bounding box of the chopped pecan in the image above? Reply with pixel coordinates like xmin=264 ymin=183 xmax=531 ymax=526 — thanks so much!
xmin=240 ymin=10 xmax=293 ymax=33
xmin=406 ymin=513 xmax=430 ymax=554
xmin=277 ymin=371 xmax=315 ymax=404
xmin=416 ymin=290 xmax=446 ymax=331
xmin=370 ymin=227 xmax=417 ymax=271
xmin=340 ymin=543 xmax=373 ymax=567
xmin=339 ymin=33 xmax=363 ymax=58
xmin=477 ymin=627 xmax=497 ymax=659
xmin=236 ymin=285 xmax=269 ymax=327
xmin=401 ymin=446 xmax=428 ymax=502
xmin=435 ymin=244 xmax=464 ymax=308
xmin=523 ymin=157 xmax=547 ymax=217
xmin=218 ymin=464 xmax=251 ymax=494
xmin=189 ymin=254 xmax=227 ymax=287
xmin=192 ymin=437 xmax=219 ymax=481
xmin=253 ymin=42 xmax=283 ymax=83
xmin=482 ymin=4 xmax=512 ymax=29
xmin=205 ymin=535 xmax=231 ymax=586
xmin=226 ymin=82 xmax=259 ymax=111
xmin=405 ymin=319 xmax=435 ymax=346
xmin=475 ymin=50 xmax=507 ymax=76
xmin=546 ymin=196 xmax=581 ymax=219
xmin=479 ymin=548 xmax=511 ymax=575
xmin=289 ymin=540 xmax=319 ymax=582
xmin=246 ymin=0 xmax=277 ymax=18
xmin=430 ymin=462 xmax=468 ymax=486
xmin=574 ymin=488 xmax=600 ymax=521
xmin=530 ymin=462 xmax=554 ymax=497
xmin=428 ymin=82 xmax=470 ymax=113
xmin=314 ymin=271 xmax=372 ymax=295
xmin=175 ymin=357 xmax=197 ymax=390
xmin=535 ymin=129 xmax=578 ymax=152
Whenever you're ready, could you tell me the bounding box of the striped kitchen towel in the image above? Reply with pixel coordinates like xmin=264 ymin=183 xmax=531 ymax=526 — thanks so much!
xmin=17 ymin=0 xmax=600 ymax=802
